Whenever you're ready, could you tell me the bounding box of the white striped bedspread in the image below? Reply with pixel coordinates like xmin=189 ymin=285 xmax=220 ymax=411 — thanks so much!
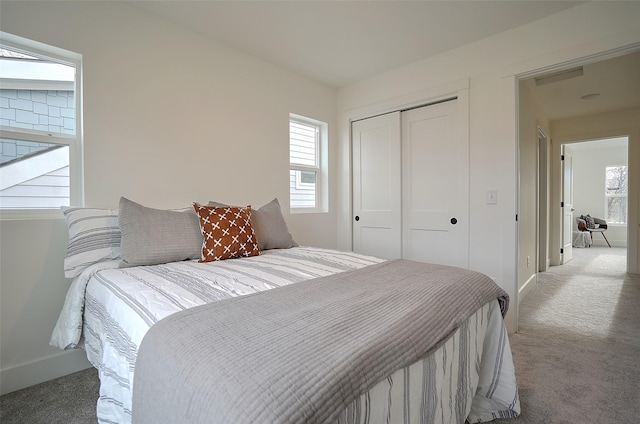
xmin=50 ymin=246 xmax=520 ymax=424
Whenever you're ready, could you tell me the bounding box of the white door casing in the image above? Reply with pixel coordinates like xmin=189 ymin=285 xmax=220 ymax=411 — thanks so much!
xmin=561 ymin=147 xmax=574 ymax=264
xmin=352 ymin=111 xmax=402 ymax=259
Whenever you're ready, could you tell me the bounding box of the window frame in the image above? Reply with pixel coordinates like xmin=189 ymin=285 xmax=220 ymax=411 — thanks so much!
xmin=0 ymin=32 xmax=83 ymax=220
xmin=604 ymin=164 xmax=628 ymax=225
xmin=289 ymin=113 xmax=327 ymax=213
xmin=294 ymin=170 xmax=317 ymax=190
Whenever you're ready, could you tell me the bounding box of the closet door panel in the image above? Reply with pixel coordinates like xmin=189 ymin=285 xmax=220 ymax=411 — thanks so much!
xmin=402 ymin=100 xmax=469 ymax=268
xmin=352 ymin=112 xmax=402 ymax=259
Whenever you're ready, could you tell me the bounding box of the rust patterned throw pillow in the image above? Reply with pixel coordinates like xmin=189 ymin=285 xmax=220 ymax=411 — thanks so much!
xmin=192 ymin=203 xmax=260 ymax=262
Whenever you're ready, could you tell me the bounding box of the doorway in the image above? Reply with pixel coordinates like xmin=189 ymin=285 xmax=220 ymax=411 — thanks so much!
xmin=517 ymin=48 xmax=639 ymax=317
xmin=562 ymin=137 xmax=629 ymax=253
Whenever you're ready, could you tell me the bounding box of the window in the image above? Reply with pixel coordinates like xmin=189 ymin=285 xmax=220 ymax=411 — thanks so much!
xmin=0 ymin=32 xmax=82 ymax=218
xmin=605 ymin=165 xmax=628 ymax=224
xmin=289 ymin=114 xmax=327 ymax=212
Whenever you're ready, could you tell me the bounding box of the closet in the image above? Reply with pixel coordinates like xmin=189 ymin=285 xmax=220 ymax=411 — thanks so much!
xmin=352 ymin=98 xmax=469 ymax=269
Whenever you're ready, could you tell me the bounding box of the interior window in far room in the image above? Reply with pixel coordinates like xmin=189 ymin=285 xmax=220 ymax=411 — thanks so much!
xmin=0 ymin=32 xmax=83 ymax=218
xmin=605 ymin=165 xmax=628 ymax=224
xmin=289 ymin=114 xmax=327 ymax=213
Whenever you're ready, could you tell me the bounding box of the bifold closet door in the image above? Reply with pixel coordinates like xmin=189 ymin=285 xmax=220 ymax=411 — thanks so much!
xmin=352 ymin=111 xmax=402 ymax=259
xmin=401 ymin=99 xmax=469 ymax=268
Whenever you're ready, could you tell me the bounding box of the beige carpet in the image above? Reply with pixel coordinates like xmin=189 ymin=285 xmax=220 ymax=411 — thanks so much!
xmin=495 ymin=246 xmax=640 ymax=424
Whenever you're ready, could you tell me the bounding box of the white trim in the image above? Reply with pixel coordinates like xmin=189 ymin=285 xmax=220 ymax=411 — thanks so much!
xmin=518 ymin=273 xmax=537 ymax=306
xmin=0 ymin=127 xmax=74 ymax=143
xmin=289 ymin=113 xmax=328 ymax=213
xmin=294 ymin=170 xmax=316 ymax=190
xmin=0 ymin=32 xmax=84 ymax=218
xmin=0 ymin=78 xmax=74 ymax=91
xmin=0 ymin=32 xmax=81 ymax=66
xmin=511 ymin=39 xmax=640 ymax=334
xmin=0 ymin=58 xmax=74 ymax=84
xmin=0 ymin=349 xmax=91 ymax=396
xmin=0 ymin=208 xmax=65 ymax=220
xmin=345 ymin=79 xmax=469 ymax=123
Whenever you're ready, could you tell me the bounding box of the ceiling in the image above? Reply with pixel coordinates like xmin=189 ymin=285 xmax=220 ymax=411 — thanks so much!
xmin=128 ymin=0 xmax=586 ymax=88
xmin=127 ymin=1 xmax=639 ymax=120
xmin=523 ymin=51 xmax=640 ymax=121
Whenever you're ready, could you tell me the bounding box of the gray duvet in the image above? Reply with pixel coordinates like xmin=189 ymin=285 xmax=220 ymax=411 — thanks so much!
xmin=132 ymin=259 xmax=509 ymax=424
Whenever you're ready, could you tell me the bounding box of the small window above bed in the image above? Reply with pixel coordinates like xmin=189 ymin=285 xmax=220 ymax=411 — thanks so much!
xmin=289 ymin=114 xmax=327 ymax=213
xmin=0 ymin=32 xmax=83 ymax=220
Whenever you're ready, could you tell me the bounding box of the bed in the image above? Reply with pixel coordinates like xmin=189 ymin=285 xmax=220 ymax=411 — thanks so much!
xmin=51 ymin=197 xmax=520 ymax=424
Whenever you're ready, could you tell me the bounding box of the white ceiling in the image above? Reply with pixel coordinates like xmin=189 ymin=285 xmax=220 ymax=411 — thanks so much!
xmin=523 ymin=51 xmax=640 ymax=121
xmin=127 ymin=1 xmax=639 ymax=120
xmin=128 ymin=0 xmax=586 ymax=88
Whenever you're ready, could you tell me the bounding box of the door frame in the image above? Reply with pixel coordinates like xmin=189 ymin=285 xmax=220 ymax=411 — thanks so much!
xmin=537 ymin=127 xmax=550 ymax=272
xmin=510 ymin=40 xmax=640 ymax=332
xmin=560 ymin=145 xmax=574 ymax=264
xmin=552 ymin=135 xmax=634 ymax=268
xmin=514 ymin=46 xmax=640 ymax=274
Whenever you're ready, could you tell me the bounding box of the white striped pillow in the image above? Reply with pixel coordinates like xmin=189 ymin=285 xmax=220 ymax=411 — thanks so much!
xmin=62 ymin=207 xmax=121 ymax=278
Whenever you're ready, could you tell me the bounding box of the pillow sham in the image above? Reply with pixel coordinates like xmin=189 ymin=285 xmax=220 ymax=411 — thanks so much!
xmin=119 ymin=197 xmax=203 ymax=267
xmin=208 ymin=198 xmax=298 ymax=251
xmin=63 ymin=206 xmax=121 ymax=278
xmin=193 ymin=203 xmax=260 ymax=262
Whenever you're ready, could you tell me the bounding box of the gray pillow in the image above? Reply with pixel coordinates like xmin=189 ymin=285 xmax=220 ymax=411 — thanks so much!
xmin=584 ymin=214 xmax=596 ymax=229
xmin=119 ymin=197 xmax=203 ymax=266
xmin=208 ymin=198 xmax=298 ymax=250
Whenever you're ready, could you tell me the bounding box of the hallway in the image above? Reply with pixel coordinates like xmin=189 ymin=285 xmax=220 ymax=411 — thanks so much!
xmin=499 ymin=246 xmax=639 ymax=423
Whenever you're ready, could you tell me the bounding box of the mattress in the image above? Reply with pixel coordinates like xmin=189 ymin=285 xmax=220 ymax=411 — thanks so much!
xmin=51 ymin=246 xmax=519 ymax=423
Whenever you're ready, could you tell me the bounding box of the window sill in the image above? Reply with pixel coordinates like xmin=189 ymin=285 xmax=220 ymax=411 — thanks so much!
xmin=290 ymin=207 xmax=328 ymax=215
xmin=0 ymin=209 xmax=65 ymax=220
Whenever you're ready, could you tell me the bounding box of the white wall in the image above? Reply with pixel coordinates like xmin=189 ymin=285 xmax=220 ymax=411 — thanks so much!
xmin=2 ymin=0 xmax=640 ymax=396
xmin=337 ymin=1 xmax=640 ymax=333
xmin=0 ymin=1 xmax=338 ymax=394
xmin=570 ymin=142 xmax=628 ymax=247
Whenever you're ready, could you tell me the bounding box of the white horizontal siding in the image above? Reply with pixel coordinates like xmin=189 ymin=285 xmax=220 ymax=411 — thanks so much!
xmin=290 ymin=121 xmax=317 ymax=167
xmin=289 ymin=170 xmax=315 ymax=208
xmin=0 ymin=165 xmax=70 ymax=208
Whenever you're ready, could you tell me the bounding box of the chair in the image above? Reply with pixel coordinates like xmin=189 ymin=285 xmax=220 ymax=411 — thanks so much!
xmin=577 ymin=215 xmax=611 ymax=247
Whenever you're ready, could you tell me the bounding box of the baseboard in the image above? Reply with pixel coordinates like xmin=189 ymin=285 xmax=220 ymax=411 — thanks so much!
xmin=0 ymin=349 xmax=92 ymax=396
xmin=519 ymin=273 xmax=537 ymax=305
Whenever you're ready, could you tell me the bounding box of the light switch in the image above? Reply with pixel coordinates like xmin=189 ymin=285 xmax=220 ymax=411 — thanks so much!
xmin=487 ymin=190 xmax=497 ymax=205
